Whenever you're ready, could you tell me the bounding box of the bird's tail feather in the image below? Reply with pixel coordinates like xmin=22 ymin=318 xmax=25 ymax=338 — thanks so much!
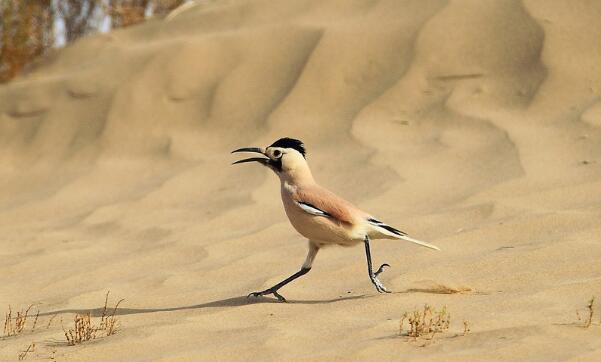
xmin=367 ymin=218 xmax=440 ymax=251
xmin=395 ymin=234 xmax=440 ymax=251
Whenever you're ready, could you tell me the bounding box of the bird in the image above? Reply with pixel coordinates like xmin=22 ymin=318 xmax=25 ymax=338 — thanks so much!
xmin=232 ymin=137 xmax=439 ymax=302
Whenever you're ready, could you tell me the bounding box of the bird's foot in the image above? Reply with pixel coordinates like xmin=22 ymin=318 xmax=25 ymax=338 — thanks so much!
xmin=370 ymin=275 xmax=391 ymax=293
xmin=247 ymin=288 xmax=287 ymax=302
xmin=370 ymin=263 xmax=391 ymax=293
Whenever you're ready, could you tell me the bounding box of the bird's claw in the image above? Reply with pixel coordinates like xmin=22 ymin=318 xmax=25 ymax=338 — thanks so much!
xmin=247 ymin=289 xmax=287 ymax=302
xmin=371 ymin=263 xmax=391 ymax=292
xmin=370 ymin=273 xmax=391 ymax=293
xmin=374 ymin=263 xmax=390 ymax=277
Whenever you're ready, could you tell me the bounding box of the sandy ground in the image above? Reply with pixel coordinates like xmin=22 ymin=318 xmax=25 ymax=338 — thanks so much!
xmin=2 ymin=0 xmax=601 ymax=360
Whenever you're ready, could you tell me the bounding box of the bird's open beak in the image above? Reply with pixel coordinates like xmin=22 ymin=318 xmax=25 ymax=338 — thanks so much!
xmin=231 ymin=147 xmax=271 ymax=166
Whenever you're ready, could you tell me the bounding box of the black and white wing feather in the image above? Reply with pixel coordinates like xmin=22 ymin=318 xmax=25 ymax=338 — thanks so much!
xmin=367 ymin=217 xmax=440 ymax=250
xmin=297 ymin=201 xmax=331 ymax=217
xmin=368 ymin=217 xmax=408 ymax=236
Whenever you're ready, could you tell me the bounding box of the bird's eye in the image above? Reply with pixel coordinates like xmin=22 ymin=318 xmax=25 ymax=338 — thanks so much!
xmin=273 ymin=150 xmax=282 ymax=158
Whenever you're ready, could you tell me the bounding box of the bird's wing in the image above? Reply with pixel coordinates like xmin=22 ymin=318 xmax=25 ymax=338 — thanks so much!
xmin=295 ymin=185 xmax=359 ymax=225
xmin=297 ymin=201 xmax=331 ymax=217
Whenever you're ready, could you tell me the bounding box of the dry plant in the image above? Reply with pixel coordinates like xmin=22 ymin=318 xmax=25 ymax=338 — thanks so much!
xmin=46 ymin=314 xmax=58 ymax=329
xmin=63 ymin=291 xmax=124 ymax=346
xmin=3 ymin=304 xmax=39 ymax=337
xmin=17 ymin=342 xmax=35 ymax=361
xmin=576 ymin=296 xmax=596 ymax=328
xmin=463 ymin=320 xmax=471 ymax=336
xmin=31 ymin=310 xmax=39 ymax=333
xmin=98 ymin=290 xmax=124 ymax=337
xmin=64 ymin=313 xmax=96 ymax=345
xmin=585 ymin=296 xmax=595 ymax=328
xmin=399 ymin=304 xmax=451 ymax=342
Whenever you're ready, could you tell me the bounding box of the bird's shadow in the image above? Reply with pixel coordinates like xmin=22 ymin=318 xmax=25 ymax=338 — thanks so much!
xmin=38 ymin=285 xmax=481 ymax=319
xmin=38 ymin=294 xmax=372 ymax=318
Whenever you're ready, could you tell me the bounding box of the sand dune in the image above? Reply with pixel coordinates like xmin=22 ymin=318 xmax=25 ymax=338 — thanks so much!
xmin=1 ymin=0 xmax=601 ymax=360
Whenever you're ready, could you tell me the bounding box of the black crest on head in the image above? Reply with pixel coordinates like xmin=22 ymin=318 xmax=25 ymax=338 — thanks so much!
xmin=269 ymin=137 xmax=306 ymax=158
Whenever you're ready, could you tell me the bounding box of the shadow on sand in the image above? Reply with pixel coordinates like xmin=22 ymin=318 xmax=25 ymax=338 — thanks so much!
xmin=38 ymin=294 xmax=373 ymax=318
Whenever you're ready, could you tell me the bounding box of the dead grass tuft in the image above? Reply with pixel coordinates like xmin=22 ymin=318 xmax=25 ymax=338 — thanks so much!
xmin=99 ymin=291 xmax=123 ymax=337
xmin=399 ymin=304 xmax=451 ymax=342
xmin=3 ymin=304 xmax=39 ymax=337
xmin=63 ymin=291 xmax=124 ymax=346
xmin=64 ymin=313 xmax=96 ymax=345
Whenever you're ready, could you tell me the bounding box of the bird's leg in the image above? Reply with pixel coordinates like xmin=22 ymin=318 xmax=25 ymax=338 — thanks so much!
xmin=248 ymin=268 xmax=311 ymax=302
xmin=364 ymin=235 xmax=391 ymax=293
xmin=248 ymin=242 xmax=319 ymax=302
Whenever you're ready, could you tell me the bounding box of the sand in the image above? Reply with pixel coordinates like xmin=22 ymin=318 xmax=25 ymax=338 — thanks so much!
xmin=1 ymin=0 xmax=601 ymax=360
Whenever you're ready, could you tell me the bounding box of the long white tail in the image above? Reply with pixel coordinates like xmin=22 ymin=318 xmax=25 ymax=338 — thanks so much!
xmin=367 ymin=217 xmax=440 ymax=251
xmin=395 ymin=234 xmax=440 ymax=251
